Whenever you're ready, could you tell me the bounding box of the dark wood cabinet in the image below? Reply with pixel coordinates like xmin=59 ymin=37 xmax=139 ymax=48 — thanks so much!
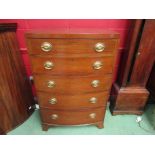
xmin=26 ymin=29 xmax=120 ymax=131
xmin=110 ymin=20 xmax=155 ymax=115
xmin=0 ymin=23 xmax=35 ymax=134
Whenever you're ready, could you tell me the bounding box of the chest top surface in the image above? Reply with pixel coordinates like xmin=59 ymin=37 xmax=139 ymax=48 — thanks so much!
xmin=25 ymin=28 xmax=120 ymax=39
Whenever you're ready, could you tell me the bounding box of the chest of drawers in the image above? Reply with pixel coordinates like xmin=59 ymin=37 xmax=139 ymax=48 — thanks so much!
xmin=26 ymin=29 xmax=119 ymax=131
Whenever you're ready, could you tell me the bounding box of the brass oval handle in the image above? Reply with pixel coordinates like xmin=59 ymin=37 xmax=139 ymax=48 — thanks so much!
xmin=91 ymin=80 xmax=100 ymax=88
xmin=93 ymin=61 xmax=103 ymax=70
xmin=44 ymin=61 xmax=54 ymax=70
xmin=47 ymin=80 xmax=56 ymax=88
xmin=49 ymin=98 xmax=57 ymax=104
xmin=95 ymin=43 xmax=105 ymax=52
xmin=89 ymin=113 xmax=96 ymax=119
xmin=89 ymin=97 xmax=97 ymax=104
xmin=51 ymin=114 xmax=58 ymax=120
xmin=41 ymin=42 xmax=52 ymax=52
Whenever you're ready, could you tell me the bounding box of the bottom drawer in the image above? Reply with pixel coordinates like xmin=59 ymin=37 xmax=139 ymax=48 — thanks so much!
xmin=40 ymin=107 xmax=106 ymax=125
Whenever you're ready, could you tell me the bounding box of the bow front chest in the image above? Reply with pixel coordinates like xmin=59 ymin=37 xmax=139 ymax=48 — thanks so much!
xmin=25 ymin=29 xmax=119 ymax=131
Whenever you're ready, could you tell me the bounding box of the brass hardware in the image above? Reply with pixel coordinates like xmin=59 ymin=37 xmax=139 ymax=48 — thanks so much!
xmin=41 ymin=42 xmax=52 ymax=52
xmin=44 ymin=61 xmax=54 ymax=70
xmin=93 ymin=61 xmax=103 ymax=70
xmin=89 ymin=97 xmax=97 ymax=104
xmin=49 ymin=98 xmax=57 ymax=104
xmin=89 ymin=113 xmax=96 ymax=119
xmin=47 ymin=80 xmax=55 ymax=88
xmin=51 ymin=114 xmax=58 ymax=120
xmin=95 ymin=43 xmax=105 ymax=52
xmin=91 ymin=80 xmax=100 ymax=87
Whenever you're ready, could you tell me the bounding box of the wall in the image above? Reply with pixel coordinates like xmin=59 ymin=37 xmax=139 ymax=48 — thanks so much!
xmin=0 ymin=19 xmax=132 ymax=95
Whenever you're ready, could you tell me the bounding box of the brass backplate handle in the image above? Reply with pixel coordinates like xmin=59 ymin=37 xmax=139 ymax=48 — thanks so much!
xmin=95 ymin=43 xmax=105 ymax=52
xmin=49 ymin=98 xmax=57 ymax=104
xmin=93 ymin=61 xmax=103 ymax=70
xmin=51 ymin=114 xmax=58 ymax=120
xmin=47 ymin=80 xmax=56 ymax=88
xmin=89 ymin=113 xmax=96 ymax=119
xmin=41 ymin=42 xmax=52 ymax=52
xmin=44 ymin=61 xmax=54 ymax=70
xmin=91 ymin=80 xmax=100 ymax=88
xmin=89 ymin=97 xmax=97 ymax=104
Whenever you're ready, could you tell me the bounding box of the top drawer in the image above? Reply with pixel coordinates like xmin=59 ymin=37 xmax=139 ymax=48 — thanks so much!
xmin=26 ymin=39 xmax=117 ymax=56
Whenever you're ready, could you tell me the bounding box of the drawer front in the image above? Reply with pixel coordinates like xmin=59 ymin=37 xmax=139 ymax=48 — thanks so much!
xmin=34 ymin=74 xmax=112 ymax=94
xmin=40 ymin=107 xmax=106 ymax=125
xmin=30 ymin=56 xmax=113 ymax=75
xmin=37 ymin=91 xmax=109 ymax=109
xmin=27 ymin=39 xmax=116 ymax=55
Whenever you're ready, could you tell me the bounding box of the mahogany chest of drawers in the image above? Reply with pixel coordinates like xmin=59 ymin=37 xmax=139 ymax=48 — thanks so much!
xmin=25 ymin=29 xmax=119 ymax=131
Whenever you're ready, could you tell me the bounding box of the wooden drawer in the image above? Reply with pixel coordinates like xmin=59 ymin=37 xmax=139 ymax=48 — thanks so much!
xmin=37 ymin=91 xmax=109 ymax=109
xmin=40 ymin=107 xmax=106 ymax=125
xmin=34 ymin=74 xmax=112 ymax=94
xmin=30 ymin=55 xmax=114 ymax=75
xmin=27 ymin=38 xmax=117 ymax=56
